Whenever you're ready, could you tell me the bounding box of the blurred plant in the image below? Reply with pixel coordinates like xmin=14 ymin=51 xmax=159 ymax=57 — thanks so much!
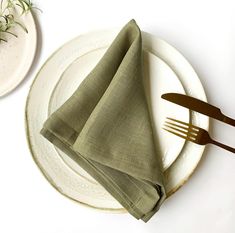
xmin=0 ymin=0 xmax=41 ymax=42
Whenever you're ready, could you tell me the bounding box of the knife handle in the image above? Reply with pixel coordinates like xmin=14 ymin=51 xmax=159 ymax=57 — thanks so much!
xmin=223 ymin=115 xmax=235 ymax=127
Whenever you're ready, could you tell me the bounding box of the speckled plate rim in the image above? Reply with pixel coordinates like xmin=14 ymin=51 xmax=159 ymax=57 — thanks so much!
xmin=25 ymin=29 xmax=127 ymax=213
xmin=25 ymin=29 xmax=209 ymax=213
xmin=0 ymin=9 xmax=37 ymax=97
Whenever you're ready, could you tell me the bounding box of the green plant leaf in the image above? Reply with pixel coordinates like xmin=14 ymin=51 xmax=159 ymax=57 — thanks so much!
xmin=0 ymin=0 xmax=41 ymax=43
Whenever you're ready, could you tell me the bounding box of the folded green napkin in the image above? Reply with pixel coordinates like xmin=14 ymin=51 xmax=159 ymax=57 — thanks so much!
xmin=41 ymin=19 xmax=166 ymax=222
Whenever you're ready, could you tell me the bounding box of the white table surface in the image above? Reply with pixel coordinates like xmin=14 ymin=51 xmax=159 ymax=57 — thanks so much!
xmin=0 ymin=0 xmax=234 ymax=232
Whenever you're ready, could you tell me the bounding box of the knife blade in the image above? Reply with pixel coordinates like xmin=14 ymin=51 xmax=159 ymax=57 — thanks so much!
xmin=162 ymin=93 xmax=235 ymax=127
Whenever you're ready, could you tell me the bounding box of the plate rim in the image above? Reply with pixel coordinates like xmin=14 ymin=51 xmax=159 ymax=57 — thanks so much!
xmin=0 ymin=10 xmax=37 ymax=97
xmin=25 ymin=29 xmax=131 ymax=213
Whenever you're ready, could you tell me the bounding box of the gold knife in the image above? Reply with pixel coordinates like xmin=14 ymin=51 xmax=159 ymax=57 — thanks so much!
xmin=161 ymin=93 xmax=235 ymax=127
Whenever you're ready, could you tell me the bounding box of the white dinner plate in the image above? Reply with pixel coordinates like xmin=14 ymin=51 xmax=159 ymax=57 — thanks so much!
xmin=0 ymin=2 xmax=37 ymax=97
xmin=25 ymin=29 xmax=209 ymax=212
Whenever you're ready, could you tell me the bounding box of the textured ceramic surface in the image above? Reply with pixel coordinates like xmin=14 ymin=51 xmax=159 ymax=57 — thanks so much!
xmin=0 ymin=4 xmax=37 ymax=97
xmin=25 ymin=29 xmax=209 ymax=211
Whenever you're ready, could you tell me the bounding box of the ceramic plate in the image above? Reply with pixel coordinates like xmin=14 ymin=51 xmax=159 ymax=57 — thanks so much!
xmin=0 ymin=2 xmax=37 ymax=97
xmin=25 ymin=29 xmax=209 ymax=211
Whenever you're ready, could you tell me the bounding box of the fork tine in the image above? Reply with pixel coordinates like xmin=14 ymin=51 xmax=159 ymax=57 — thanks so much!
xmin=167 ymin=117 xmax=199 ymax=131
xmin=162 ymin=127 xmax=188 ymax=140
xmin=165 ymin=120 xmax=198 ymax=134
xmin=164 ymin=123 xmax=188 ymax=135
xmin=164 ymin=118 xmax=197 ymax=141
xmin=165 ymin=121 xmax=188 ymax=131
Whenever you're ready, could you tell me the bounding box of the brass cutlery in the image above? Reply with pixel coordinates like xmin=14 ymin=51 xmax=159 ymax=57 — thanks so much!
xmin=162 ymin=93 xmax=235 ymax=127
xmin=163 ymin=117 xmax=235 ymax=154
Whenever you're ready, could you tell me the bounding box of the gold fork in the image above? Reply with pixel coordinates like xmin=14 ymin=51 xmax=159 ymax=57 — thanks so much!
xmin=163 ymin=117 xmax=235 ymax=154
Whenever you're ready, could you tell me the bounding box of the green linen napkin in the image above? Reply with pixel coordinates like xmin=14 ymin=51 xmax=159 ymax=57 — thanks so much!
xmin=40 ymin=19 xmax=166 ymax=222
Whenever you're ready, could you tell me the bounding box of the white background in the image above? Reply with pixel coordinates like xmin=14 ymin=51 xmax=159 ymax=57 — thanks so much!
xmin=0 ymin=0 xmax=235 ymax=232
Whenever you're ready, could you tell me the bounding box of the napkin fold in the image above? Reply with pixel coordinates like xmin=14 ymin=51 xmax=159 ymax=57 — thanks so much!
xmin=41 ymin=19 xmax=166 ymax=222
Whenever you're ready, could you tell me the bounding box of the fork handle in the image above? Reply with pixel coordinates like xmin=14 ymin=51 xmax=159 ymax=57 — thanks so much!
xmin=211 ymin=140 xmax=235 ymax=154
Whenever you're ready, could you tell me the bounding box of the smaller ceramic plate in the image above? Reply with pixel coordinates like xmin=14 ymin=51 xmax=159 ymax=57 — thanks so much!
xmin=49 ymin=49 xmax=189 ymax=171
xmin=0 ymin=3 xmax=37 ymax=97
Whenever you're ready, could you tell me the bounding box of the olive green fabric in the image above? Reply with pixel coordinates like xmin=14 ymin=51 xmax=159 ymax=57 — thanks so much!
xmin=40 ymin=19 xmax=166 ymax=222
